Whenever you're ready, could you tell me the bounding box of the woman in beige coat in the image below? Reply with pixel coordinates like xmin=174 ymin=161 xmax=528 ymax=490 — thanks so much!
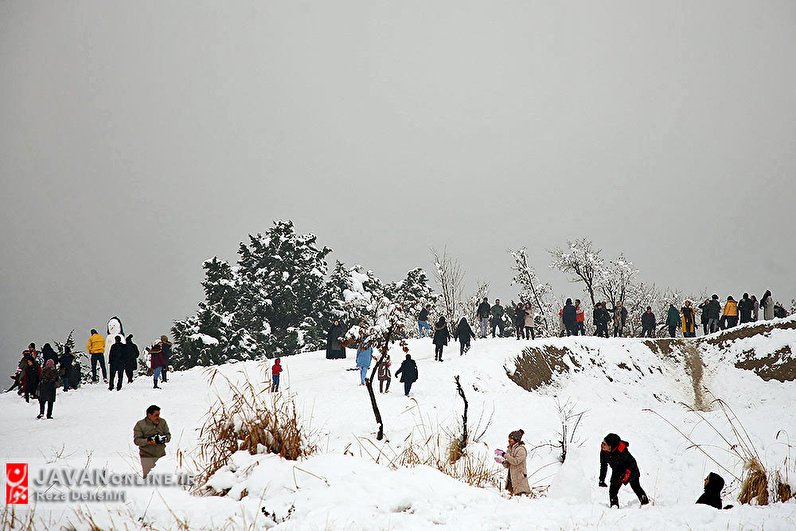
xmin=502 ymin=429 xmax=531 ymax=496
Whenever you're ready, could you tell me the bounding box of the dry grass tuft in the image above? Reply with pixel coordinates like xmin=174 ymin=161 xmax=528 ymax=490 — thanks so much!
xmin=194 ymin=369 xmax=316 ymax=494
xmin=738 ymin=458 xmax=769 ymax=505
xmin=774 ymin=470 xmax=793 ymax=503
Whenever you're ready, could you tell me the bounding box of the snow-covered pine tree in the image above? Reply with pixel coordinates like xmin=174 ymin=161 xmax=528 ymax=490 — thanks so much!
xmin=234 ymin=221 xmax=331 ymax=358
xmin=172 ymin=257 xmax=256 ymax=369
xmin=385 ymin=267 xmax=438 ymax=337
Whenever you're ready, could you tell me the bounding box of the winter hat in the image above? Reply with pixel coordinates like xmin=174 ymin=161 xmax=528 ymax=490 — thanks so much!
xmin=45 ymin=359 xmax=55 ymax=369
xmin=565 ymin=298 xmax=572 ymax=305
xmin=508 ymin=429 xmax=524 ymax=442
xmin=705 ymin=472 xmax=725 ymax=494
xmin=603 ymin=433 xmax=621 ymax=448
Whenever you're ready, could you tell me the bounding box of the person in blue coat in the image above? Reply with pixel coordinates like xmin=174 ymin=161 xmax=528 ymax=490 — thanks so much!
xmin=355 ymin=340 xmax=374 ymax=386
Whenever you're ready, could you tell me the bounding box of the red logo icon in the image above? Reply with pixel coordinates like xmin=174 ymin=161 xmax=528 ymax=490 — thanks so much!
xmin=6 ymin=463 xmax=28 ymax=504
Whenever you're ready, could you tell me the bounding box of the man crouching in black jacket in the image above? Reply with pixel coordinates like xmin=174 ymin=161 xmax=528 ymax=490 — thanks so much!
xmin=599 ymin=433 xmax=649 ymax=508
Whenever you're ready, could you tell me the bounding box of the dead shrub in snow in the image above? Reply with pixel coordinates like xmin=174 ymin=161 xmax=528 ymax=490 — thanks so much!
xmin=194 ymin=369 xmax=316 ymax=493
xmin=738 ymin=458 xmax=769 ymax=505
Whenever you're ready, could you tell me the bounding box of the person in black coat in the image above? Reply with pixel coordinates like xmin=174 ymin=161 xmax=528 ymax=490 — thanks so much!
xmin=108 ymin=336 xmax=126 ymax=391
xmin=394 ymin=354 xmax=418 ymax=396
xmin=37 ymin=359 xmax=58 ymax=419
xmin=22 ymin=354 xmax=40 ymax=402
xmin=454 ymin=317 xmax=476 ymax=355
xmin=599 ymin=433 xmax=649 ymax=508
xmin=477 ymin=297 xmax=491 ymax=338
xmin=696 ymin=472 xmax=731 ymax=509
xmin=325 ymin=320 xmax=346 ymax=359
xmin=593 ymin=303 xmax=609 ymax=337
xmin=125 ymin=334 xmax=139 ymax=383
xmin=432 ymin=317 xmax=450 ymax=361
xmin=41 ymin=343 xmax=58 ymax=367
xmin=641 ymin=307 xmax=656 ymax=338
xmin=562 ymin=299 xmax=577 ymax=337
xmin=737 ymin=294 xmax=753 ymax=324
xmin=513 ymin=303 xmax=527 ymax=340
xmin=59 ymin=347 xmax=75 ymax=391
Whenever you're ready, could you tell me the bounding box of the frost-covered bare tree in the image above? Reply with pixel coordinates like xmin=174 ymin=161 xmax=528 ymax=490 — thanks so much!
xmin=549 ymin=238 xmax=604 ymax=306
xmin=510 ymin=248 xmax=556 ymax=337
xmin=431 ymin=247 xmax=465 ymax=325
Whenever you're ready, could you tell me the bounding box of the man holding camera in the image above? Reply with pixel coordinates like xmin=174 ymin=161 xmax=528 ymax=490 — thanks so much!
xmin=133 ymin=404 xmax=171 ymax=478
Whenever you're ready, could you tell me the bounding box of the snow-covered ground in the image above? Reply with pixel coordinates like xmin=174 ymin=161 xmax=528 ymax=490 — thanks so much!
xmin=4 ymin=320 xmax=796 ymax=529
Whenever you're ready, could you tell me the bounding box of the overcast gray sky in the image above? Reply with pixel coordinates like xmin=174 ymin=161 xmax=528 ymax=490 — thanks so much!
xmin=1 ymin=1 xmax=795 ymax=366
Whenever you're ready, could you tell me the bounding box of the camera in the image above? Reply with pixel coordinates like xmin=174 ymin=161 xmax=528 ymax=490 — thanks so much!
xmin=149 ymin=434 xmax=166 ymax=444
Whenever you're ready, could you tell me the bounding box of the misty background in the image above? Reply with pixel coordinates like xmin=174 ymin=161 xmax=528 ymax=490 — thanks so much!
xmin=1 ymin=1 xmax=795 ymax=366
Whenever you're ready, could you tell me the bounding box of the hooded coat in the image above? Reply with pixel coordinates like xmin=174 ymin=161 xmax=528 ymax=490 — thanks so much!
xmin=599 ymin=438 xmax=641 ymax=491
xmin=433 ymin=320 xmax=450 ymax=346
xmin=666 ymin=305 xmax=681 ymax=327
xmin=696 ymin=472 xmax=725 ymax=509
xmin=503 ymin=442 xmax=531 ymax=495
xmin=38 ymin=364 xmax=58 ymax=403
xmin=125 ymin=337 xmax=140 ymax=371
xmin=454 ymin=319 xmax=476 ymax=343
xmin=395 ymin=358 xmax=418 ymax=383
xmin=562 ymin=301 xmax=577 ymax=328
xmin=681 ymin=305 xmax=697 ymax=334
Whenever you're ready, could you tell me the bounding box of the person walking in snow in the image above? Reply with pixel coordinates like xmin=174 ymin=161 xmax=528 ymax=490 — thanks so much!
xmin=147 ymin=342 xmax=166 ymax=389
xmin=355 ymin=338 xmax=374 ymax=386
xmin=666 ymin=304 xmax=680 ymax=338
xmin=417 ymin=304 xmax=432 ymax=338
xmin=125 ymin=334 xmax=139 ymax=383
xmin=513 ymin=303 xmax=527 ymax=340
xmin=108 ymin=335 xmax=126 ymax=391
xmin=377 ymin=353 xmax=391 ymax=393
xmin=681 ymin=300 xmax=697 ymax=338
xmin=761 ymin=290 xmax=774 ymax=320
xmin=575 ymin=299 xmax=586 ymax=336
xmin=722 ymin=296 xmax=738 ymax=329
xmin=394 ymin=354 xmax=418 ymax=396
xmin=133 ymin=405 xmax=171 ymax=478
xmin=433 ymin=316 xmax=450 ymax=361
xmin=562 ymin=298 xmax=577 ymax=337
xmin=641 ymin=307 xmax=656 ymax=338
xmin=496 ymin=429 xmax=531 ymax=496
xmin=59 ymin=346 xmax=75 ymax=391
xmin=271 ymin=358 xmax=282 ymax=392
xmin=523 ymin=302 xmax=536 ymax=340
xmin=477 ymin=297 xmax=491 ymax=338
xmin=696 ymin=472 xmax=731 ymax=510
xmin=599 ymin=433 xmax=649 ymax=508
xmin=751 ymin=294 xmax=760 ymax=322
xmin=326 ymin=320 xmax=346 ymax=359
xmin=86 ymin=329 xmax=107 ymax=383
xmin=737 ymin=293 xmax=753 ymax=324
xmin=37 ymin=359 xmax=58 ymax=419
xmin=698 ymin=299 xmax=710 ymax=336
xmin=454 ymin=317 xmax=476 ymax=355
xmin=491 ymin=299 xmax=506 ymax=338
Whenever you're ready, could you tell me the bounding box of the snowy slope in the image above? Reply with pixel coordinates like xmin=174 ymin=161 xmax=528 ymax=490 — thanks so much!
xmin=3 ymin=321 xmax=796 ymax=530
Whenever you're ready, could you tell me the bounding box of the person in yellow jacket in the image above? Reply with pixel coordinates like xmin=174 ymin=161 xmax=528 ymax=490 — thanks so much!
xmin=681 ymin=300 xmax=697 ymax=338
xmin=722 ymin=296 xmax=739 ymax=329
xmin=86 ymin=329 xmax=107 ymax=383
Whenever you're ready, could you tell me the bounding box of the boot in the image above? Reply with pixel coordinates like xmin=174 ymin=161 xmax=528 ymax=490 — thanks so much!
xmin=640 ymin=494 xmax=649 ymax=505
xmin=610 ymin=496 xmax=619 ymax=508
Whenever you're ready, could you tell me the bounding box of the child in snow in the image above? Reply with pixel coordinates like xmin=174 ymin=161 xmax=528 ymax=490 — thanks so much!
xmin=377 ymin=353 xmax=391 ymax=393
xmin=696 ymin=472 xmax=732 ymax=509
xmin=497 ymin=429 xmax=530 ymax=496
xmin=599 ymin=433 xmax=649 ymax=508
xmin=271 ymin=358 xmax=282 ymax=392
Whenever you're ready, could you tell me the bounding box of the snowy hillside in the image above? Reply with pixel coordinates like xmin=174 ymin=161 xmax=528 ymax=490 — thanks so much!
xmin=4 ymin=318 xmax=796 ymax=530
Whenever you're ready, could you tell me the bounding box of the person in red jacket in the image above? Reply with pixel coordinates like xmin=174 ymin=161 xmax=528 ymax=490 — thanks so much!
xmin=575 ymin=299 xmax=586 ymax=336
xmin=147 ymin=343 xmax=166 ymax=389
xmin=271 ymin=358 xmax=282 ymax=392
